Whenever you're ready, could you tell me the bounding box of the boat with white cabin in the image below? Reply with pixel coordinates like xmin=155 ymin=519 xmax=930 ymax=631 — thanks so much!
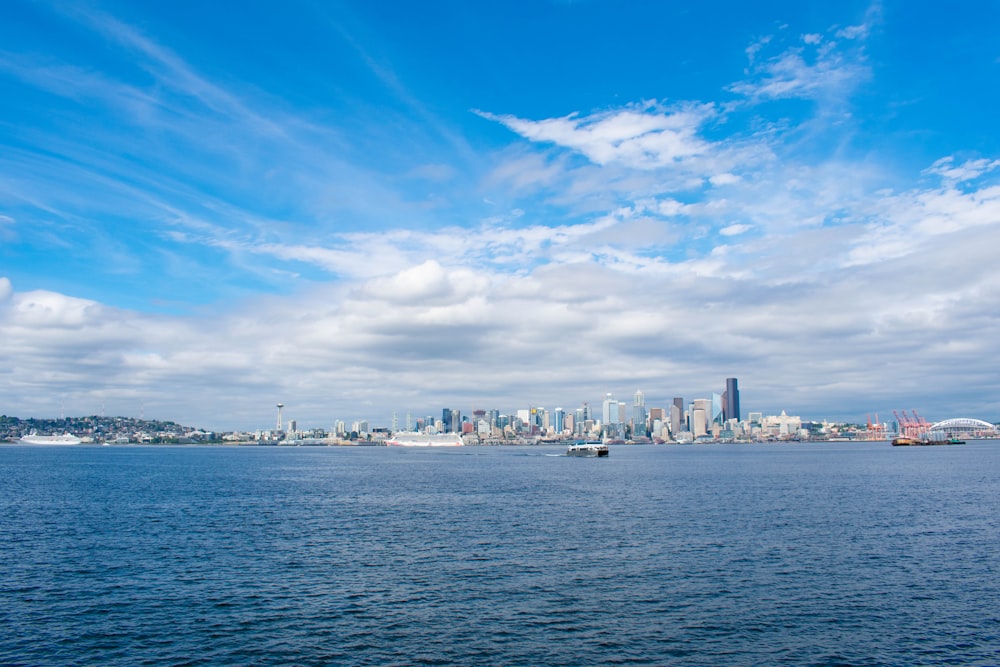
xmin=566 ymin=442 xmax=608 ymax=457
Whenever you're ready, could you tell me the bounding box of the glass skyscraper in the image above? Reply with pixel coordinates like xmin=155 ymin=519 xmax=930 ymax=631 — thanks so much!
xmin=724 ymin=377 xmax=740 ymax=422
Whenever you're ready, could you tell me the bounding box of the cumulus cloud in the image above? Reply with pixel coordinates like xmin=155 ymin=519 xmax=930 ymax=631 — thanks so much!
xmin=360 ymin=260 xmax=490 ymax=305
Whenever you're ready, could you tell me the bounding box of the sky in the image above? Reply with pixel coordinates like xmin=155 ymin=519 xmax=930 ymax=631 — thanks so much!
xmin=2 ymin=0 xmax=999 ymax=431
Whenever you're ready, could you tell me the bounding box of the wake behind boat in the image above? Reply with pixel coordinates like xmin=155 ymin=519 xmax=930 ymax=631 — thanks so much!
xmin=385 ymin=432 xmax=464 ymax=447
xmin=19 ymin=432 xmax=82 ymax=445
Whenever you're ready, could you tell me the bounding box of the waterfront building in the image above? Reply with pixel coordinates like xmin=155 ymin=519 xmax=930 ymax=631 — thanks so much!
xmin=763 ymin=410 xmax=802 ymax=437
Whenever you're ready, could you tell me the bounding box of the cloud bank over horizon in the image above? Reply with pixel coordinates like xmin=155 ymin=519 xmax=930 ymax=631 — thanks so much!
xmin=2 ymin=1 xmax=999 ymax=430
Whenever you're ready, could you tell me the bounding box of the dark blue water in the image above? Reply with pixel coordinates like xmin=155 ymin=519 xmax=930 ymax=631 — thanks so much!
xmin=2 ymin=442 xmax=998 ymax=666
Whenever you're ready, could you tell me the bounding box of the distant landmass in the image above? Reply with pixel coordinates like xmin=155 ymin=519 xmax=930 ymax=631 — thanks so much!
xmin=0 ymin=415 xmax=211 ymax=444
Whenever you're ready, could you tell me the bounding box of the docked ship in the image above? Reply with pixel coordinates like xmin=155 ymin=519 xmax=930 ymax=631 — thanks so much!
xmin=18 ymin=432 xmax=83 ymax=445
xmin=384 ymin=432 xmax=464 ymax=447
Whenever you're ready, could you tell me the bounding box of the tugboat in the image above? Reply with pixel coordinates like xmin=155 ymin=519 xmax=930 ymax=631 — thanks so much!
xmin=566 ymin=442 xmax=609 ymax=457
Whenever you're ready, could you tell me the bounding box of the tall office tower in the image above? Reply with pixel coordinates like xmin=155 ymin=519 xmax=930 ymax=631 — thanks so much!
xmin=671 ymin=397 xmax=684 ymax=434
xmin=724 ymin=377 xmax=741 ymax=422
xmin=405 ymin=412 xmax=413 ymax=431
xmin=603 ymin=393 xmax=619 ymax=425
xmin=442 ymin=408 xmax=453 ymax=433
xmin=554 ymin=408 xmax=565 ymax=434
xmin=711 ymin=393 xmax=724 ymax=425
xmin=391 ymin=412 xmax=398 ymax=432
xmin=669 ymin=403 xmax=682 ymax=435
xmin=632 ymin=389 xmax=647 ymax=434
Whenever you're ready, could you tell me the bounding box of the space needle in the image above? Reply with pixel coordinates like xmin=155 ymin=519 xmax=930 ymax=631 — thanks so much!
xmin=276 ymin=403 xmax=285 ymax=431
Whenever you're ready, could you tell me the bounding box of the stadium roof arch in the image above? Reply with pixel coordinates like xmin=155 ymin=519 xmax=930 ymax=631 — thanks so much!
xmin=929 ymin=418 xmax=997 ymax=433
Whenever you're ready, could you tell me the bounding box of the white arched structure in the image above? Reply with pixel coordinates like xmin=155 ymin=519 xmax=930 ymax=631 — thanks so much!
xmin=928 ymin=418 xmax=997 ymax=436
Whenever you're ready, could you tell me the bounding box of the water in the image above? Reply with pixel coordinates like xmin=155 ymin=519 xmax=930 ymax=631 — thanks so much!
xmin=1 ymin=442 xmax=998 ymax=666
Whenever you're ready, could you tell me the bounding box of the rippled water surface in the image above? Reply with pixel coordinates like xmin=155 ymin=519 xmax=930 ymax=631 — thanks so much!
xmin=2 ymin=442 xmax=999 ymax=665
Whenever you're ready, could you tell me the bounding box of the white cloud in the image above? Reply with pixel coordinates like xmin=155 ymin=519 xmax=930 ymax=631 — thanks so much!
xmin=729 ymin=21 xmax=872 ymax=105
xmin=719 ymin=223 xmax=751 ymax=236
xmin=477 ymin=102 xmax=718 ymax=170
xmin=923 ymin=157 xmax=1000 ymax=184
xmin=360 ymin=260 xmax=489 ymax=305
xmin=710 ymin=173 xmax=741 ymax=186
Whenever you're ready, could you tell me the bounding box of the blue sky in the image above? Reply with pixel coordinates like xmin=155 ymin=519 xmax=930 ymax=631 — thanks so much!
xmin=2 ymin=0 xmax=999 ymax=430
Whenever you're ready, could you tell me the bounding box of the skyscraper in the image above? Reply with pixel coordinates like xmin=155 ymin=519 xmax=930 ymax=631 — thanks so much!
xmin=602 ymin=393 xmax=619 ymax=425
xmin=671 ymin=397 xmax=684 ymax=434
xmin=711 ymin=393 xmax=724 ymax=425
xmin=442 ymin=408 xmax=460 ymax=433
xmin=724 ymin=377 xmax=741 ymax=422
xmin=632 ymin=389 xmax=647 ymax=434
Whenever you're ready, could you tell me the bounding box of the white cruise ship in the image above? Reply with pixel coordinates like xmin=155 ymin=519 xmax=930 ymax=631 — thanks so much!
xmin=19 ymin=432 xmax=83 ymax=445
xmin=384 ymin=432 xmax=464 ymax=447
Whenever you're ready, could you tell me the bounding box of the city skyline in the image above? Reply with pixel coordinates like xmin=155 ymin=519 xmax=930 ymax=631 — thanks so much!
xmin=2 ymin=2 xmax=1000 ymax=431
